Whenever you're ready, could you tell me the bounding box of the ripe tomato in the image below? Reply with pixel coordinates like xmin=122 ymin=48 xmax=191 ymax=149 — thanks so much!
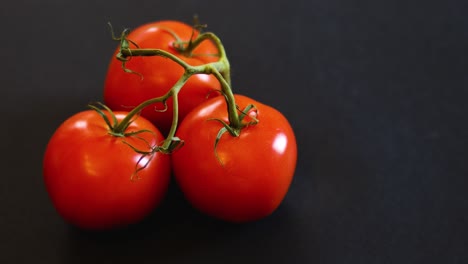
xmin=171 ymin=95 xmax=297 ymax=223
xmin=103 ymin=20 xmax=221 ymax=135
xmin=43 ymin=110 xmax=170 ymax=230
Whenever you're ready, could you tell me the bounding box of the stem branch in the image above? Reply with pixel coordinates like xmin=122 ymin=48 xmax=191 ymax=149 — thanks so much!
xmin=110 ymin=24 xmax=248 ymax=153
xmin=119 ymin=49 xmax=191 ymax=70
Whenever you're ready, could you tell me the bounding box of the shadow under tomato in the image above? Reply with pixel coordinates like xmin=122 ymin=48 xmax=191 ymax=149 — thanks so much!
xmin=62 ymin=171 xmax=312 ymax=263
xmin=62 ymin=177 xmax=245 ymax=261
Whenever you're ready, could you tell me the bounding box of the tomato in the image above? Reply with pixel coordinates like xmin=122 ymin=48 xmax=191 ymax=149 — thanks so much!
xmin=171 ymin=95 xmax=297 ymax=223
xmin=103 ymin=20 xmax=221 ymax=135
xmin=43 ymin=110 xmax=170 ymax=230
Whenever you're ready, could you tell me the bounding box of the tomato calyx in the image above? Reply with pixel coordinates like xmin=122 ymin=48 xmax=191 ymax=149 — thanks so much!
xmin=88 ymin=102 xmax=166 ymax=180
xmin=209 ymin=103 xmax=259 ymax=164
xmin=88 ymin=102 xmax=140 ymax=137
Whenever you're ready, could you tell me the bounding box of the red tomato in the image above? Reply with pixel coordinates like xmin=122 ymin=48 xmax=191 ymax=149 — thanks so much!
xmin=171 ymin=95 xmax=297 ymax=223
xmin=43 ymin=110 xmax=170 ymax=230
xmin=103 ymin=20 xmax=221 ymax=135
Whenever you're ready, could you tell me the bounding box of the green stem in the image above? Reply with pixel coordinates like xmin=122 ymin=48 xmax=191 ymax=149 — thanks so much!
xmin=209 ymin=66 xmax=240 ymax=129
xmin=164 ymin=91 xmax=178 ymax=149
xmin=161 ymin=74 xmax=188 ymax=150
xmin=112 ymin=94 xmax=170 ymax=134
xmin=112 ymin=68 xmax=193 ymax=152
xmin=119 ymin=48 xmax=190 ymax=70
xmin=185 ymin=32 xmax=231 ymax=86
xmin=112 ymin=25 xmax=245 ymax=153
xmin=118 ymin=47 xmax=238 ymax=128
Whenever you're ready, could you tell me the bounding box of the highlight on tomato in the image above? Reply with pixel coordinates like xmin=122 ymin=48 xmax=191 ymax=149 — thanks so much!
xmin=103 ymin=20 xmax=221 ymax=135
xmin=43 ymin=106 xmax=171 ymax=230
xmin=171 ymin=94 xmax=297 ymax=223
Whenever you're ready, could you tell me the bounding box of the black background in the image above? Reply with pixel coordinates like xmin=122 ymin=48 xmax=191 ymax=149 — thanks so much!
xmin=2 ymin=0 xmax=468 ymax=263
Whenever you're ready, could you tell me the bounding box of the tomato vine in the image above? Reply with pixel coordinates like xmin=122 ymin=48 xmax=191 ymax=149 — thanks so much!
xmin=106 ymin=19 xmax=257 ymax=155
xmin=44 ymin=18 xmax=297 ymax=226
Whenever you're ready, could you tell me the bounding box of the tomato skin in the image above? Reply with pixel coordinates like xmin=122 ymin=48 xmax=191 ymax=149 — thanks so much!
xmin=171 ymin=95 xmax=297 ymax=223
xmin=43 ymin=110 xmax=170 ymax=230
xmin=103 ymin=20 xmax=221 ymax=135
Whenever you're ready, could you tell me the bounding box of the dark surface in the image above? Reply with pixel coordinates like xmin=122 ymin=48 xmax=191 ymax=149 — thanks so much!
xmin=2 ymin=0 xmax=468 ymax=263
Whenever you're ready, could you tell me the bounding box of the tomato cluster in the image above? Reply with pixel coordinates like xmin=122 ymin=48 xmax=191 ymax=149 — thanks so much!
xmin=43 ymin=20 xmax=297 ymax=230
